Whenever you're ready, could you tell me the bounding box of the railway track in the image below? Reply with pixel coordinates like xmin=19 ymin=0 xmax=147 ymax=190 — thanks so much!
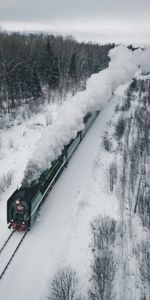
xmin=0 ymin=230 xmax=15 ymax=255
xmin=0 ymin=230 xmax=28 ymax=279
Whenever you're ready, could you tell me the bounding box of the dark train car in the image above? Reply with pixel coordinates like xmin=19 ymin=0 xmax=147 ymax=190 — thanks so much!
xmin=7 ymin=154 xmax=66 ymax=230
xmin=29 ymin=154 xmax=65 ymax=228
xmin=7 ymin=185 xmax=38 ymax=230
xmin=7 ymin=111 xmax=100 ymax=230
xmin=81 ymin=111 xmax=99 ymax=139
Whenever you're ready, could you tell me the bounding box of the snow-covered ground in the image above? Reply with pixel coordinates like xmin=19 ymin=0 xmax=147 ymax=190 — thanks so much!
xmin=0 ymin=94 xmax=119 ymax=300
xmin=0 ymin=46 xmax=150 ymax=300
xmin=0 ymin=103 xmax=59 ymax=245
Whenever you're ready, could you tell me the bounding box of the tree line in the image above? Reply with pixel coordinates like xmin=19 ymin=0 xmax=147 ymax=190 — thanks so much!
xmin=0 ymin=31 xmax=115 ymax=112
xmin=48 ymin=216 xmax=118 ymax=300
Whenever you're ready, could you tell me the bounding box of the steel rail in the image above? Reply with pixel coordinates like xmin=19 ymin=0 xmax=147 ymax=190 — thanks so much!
xmin=0 ymin=231 xmax=15 ymax=255
xmin=0 ymin=230 xmax=28 ymax=280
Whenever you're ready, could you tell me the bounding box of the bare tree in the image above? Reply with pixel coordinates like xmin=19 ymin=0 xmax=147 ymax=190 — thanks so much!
xmin=89 ymin=251 xmax=117 ymax=300
xmin=115 ymin=117 xmax=126 ymax=140
xmin=0 ymin=172 xmax=13 ymax=194
xmin=139 ymin=241 xmax=150 ymax=285
xmin=49 ymin=266 xmax=79 ymax=300
xmin=91 ymin=216 xmax=117 ymax=251
xmin=89 ymin=216 xmax=118 ymax=300
xmin=103 ymin=132 xmax=112 ymax=152
xmin=109 ymin=162 xmax=117 ymax=192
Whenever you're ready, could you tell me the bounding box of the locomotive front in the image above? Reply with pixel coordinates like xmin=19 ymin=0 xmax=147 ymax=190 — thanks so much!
xmin=7 ymin=189 xmax=30 ymax=230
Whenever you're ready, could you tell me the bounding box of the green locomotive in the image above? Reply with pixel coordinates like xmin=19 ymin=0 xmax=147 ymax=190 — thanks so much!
xmin=7 ymin=111 xmax=99 ymax=230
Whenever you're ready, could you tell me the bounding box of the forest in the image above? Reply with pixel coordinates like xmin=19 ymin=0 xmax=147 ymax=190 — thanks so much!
xmin=0 ymin=31 xmax=115 ymax=113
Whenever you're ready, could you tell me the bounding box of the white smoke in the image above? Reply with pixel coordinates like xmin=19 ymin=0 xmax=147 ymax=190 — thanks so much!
xmin=22 ymin=45 xmax=150 ymax=185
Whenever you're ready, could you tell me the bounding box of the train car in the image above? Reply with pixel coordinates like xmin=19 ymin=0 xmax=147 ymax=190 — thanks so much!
xmin=7 ymin=186 xmax=37 ymax=230
xmin=81 ymin=111 xmax=99 ymax=139
xmin=7 ymin=111 xmax=99 ymax=230
xmin=7 ymin=155 xmax=65 ymax=230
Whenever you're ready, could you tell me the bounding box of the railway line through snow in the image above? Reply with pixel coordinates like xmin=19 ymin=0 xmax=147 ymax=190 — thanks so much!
xmin=0 ymin=231 xmax=27 ymax=279
xmin=0 ymin=94 xmax=119 ymax=300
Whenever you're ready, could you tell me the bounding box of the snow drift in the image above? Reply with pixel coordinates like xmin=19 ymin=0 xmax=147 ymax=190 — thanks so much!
xmin=22 ymin=46 xmax=150 ymax=185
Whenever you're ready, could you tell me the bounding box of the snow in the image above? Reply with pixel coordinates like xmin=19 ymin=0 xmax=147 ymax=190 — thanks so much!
xmin=0 ymin=94 xmax=119 ymax=300
xmin=0 ymin=232 xmax=24 ymax=277
xmin=0 ymin=103 xmax=59 ymax=246
xmin=108 ymin=75 xmax=150 ymax=300
xmin=23 ymin=46 xmax=150 ymax=184
xmin=0 ymin=46 xmax=150 ymax=299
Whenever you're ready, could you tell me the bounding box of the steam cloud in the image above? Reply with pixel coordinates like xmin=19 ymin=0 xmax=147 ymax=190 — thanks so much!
xmin=22 ymin=45 xmax=150 ymax=186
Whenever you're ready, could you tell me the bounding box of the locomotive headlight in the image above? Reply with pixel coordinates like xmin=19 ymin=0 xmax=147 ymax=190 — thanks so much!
xmin=11 ymin=219 xmax=14 ymax=222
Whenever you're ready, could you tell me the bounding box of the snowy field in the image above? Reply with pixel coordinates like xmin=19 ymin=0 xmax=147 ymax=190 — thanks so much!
xmin=0 ymin=93 xmax=119 ymax=300
xmin=0 ymin=46 xmax=150 ymax=299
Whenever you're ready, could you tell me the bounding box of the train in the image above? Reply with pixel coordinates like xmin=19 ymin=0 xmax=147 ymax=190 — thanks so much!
xmin=7 ymin=111 xmax=99 ymax=230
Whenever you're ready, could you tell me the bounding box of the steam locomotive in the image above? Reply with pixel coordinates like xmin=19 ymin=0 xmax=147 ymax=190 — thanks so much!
xmin=7 ymin=111 xmax=99 ymax=230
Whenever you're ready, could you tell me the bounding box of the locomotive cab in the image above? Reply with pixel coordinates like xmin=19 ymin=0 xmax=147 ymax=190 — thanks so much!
xmin=7 ymin=189 xmax=30 ymax=230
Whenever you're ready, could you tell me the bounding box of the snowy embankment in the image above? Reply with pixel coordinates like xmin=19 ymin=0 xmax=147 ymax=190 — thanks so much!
xmin=0 ymin=93 xmax=119 ymax=300
xmin=119 ymin=74 xmax=150 ymax=300
xmin=104 ymin=73 xmax=150 ymax=300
